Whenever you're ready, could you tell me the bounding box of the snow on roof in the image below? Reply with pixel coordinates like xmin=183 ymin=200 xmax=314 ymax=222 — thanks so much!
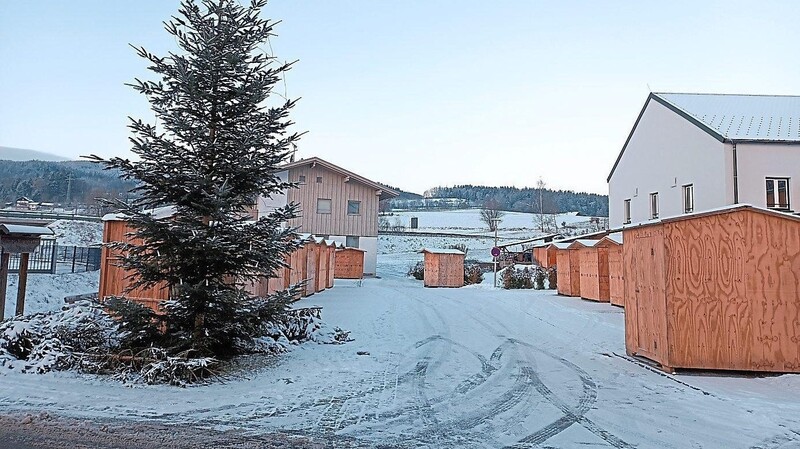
xmin=102 ymin=205 xmax=177 ymax=221
xmin=654 ymin=93 xmax=800 ymax=142
xmin=0 ymin=224 xmax=54 ymax=236
xmin=419 ymin=248 xmax=465 ymax=255
xmin=600 ymin=232 xmax=623 ymax=245
xmin=552 ymin=242 xmax=572 ymax=249
xmin=574 ymin=239 xmax=599 ymax=247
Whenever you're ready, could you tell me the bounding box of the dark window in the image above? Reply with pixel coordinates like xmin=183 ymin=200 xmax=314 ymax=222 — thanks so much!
xmin=347 ymin=200 xmax=361 ymax=215
xmin=650 ymin=192 xmax=659 ymax=219
xmin=766 ymin=178 xmax=790 ymax=210
xmin=623 ymin=199 xmax=631 ymax=224
xmin=683 ymin=184 xmax=694 ymax=213
xmin=317 ymin=198 xmax=332 ymax=214
xmin=316 ymin=176 xmax=323 ymax=183
xmin=298 ymin=175 xmax=306 ymax=183
xmin=346 ymin=236 xmax=360 ymax=248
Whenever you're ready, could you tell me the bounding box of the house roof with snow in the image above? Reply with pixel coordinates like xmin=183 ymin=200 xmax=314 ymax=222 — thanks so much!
xmin=419 ymin=248 xmax=465 ymax=255
xmin=281 ymin=157 xmax=400 ymax=201
xmin=608 ymin=92 xmax=800 ymax=182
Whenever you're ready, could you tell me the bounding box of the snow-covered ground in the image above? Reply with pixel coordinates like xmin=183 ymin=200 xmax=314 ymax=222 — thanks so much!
xmin=1 ymin=235 xmax=799 ymax=448
xmin=48 ymin=219 xmax=104 ymax=247
xmin=1 ymin=271 xmax=99 ymax=320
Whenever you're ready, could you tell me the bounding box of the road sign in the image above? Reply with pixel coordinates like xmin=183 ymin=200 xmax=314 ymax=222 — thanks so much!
xmin=491 ymin=247 xmax=501 ymax=257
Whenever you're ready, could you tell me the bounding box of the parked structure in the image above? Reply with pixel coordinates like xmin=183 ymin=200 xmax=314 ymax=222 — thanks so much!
xmin=554 ymin=242 xmax=581 ymax=297
xmin=256 ymin=157 xmax=399 ymax=276
xmin=577 ymin=239 xmax=609 ymax=303
xmin=420 ymin=248 xmax=465 ymax=288
xmin=623 ymin=205 xmax=800 ymax=373
xmin=533 ymin=243 xmax=558 ymax=268
xmin=608 ymin=93 xmax=800 ymax=228
xmin=596 ymin=233 xmax=624 ymax=307
xmin=334 ymin=247 xmax=365 ymax=280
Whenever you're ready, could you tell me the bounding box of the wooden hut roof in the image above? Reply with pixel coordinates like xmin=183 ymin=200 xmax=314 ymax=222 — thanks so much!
xmin=596 ymin=233 xmax=623 ymax=247
xmin=281 ymin=156 xmax=400 ymax=201
xmin=419 ymin=248 xmax=465 ymax=255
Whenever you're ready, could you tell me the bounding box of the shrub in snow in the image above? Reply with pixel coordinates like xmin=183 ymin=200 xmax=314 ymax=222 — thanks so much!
xmin=533 ymin=268 xmax=546 ymax=290
xmin=408 ymin=262 xmax=425 ymax=280
xmin=547 ymin=267 xmax=557 ymax=290
xmin=464 ymin=263 xmax=484 ymax=286
xmin=502 ymin=266 xmax=534 ymax=289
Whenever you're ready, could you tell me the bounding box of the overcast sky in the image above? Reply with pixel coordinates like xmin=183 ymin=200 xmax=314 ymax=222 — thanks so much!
xmin=2 ymin=1 xmax=799 ymax=195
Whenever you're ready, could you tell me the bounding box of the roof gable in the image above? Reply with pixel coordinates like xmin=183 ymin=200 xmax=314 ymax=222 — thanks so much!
xmin=608 ymin=92 xmax=800 ymax=182
xmin=281 ymin=157 xmax=399 ymax=200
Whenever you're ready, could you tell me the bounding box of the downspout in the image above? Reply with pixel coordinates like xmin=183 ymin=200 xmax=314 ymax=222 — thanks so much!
xmin=732 ymin=141 xmax=739 ymax=204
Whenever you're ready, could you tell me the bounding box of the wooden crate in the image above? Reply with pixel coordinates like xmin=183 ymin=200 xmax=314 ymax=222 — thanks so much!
xmin=577 ymin=240 xmax=610 ymax=302
xmin=421 ymin=248 xmax=464 ymax=288
xmin=623 ymin=205 xmax=800 ymax=373
xmin=598 ymin=234 xmax=624 ymax=307
xmin=554 ymin=242 xmax=581 ymax=296
xmin=335 ymin=247 xmax=365 ymax=279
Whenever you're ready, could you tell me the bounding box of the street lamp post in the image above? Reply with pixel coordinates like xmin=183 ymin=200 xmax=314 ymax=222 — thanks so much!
xmin=490 ymin=218 xmax=501 ymax=288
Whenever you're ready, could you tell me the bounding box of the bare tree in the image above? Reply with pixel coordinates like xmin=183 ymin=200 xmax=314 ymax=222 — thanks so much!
xmin=480 ymin=199 xmax=505 ymax=232
xmin=533 ymin=178 xmax=558 ymax=233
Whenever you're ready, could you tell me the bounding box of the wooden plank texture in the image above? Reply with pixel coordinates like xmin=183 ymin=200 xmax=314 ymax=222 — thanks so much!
xmin=335 ymin=248 xmax=364 ymax=279
xmin=606 ymin=243 xmax=625 ymax=307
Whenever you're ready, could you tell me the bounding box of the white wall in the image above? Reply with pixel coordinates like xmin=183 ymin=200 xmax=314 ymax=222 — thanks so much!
xmin=736 ymin=142 xmax=800 ymax=211
xmin=256 ymin=170 xmax=289 ymax=218
xmin=608 ymin=99 xmax=730 ymax=228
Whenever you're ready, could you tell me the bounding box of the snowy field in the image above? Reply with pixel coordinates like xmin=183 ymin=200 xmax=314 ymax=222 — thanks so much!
xmin=1 ymin=235 xmax=800 ymax=448
xmin=48 ymin=219 xmax=104 ymax=247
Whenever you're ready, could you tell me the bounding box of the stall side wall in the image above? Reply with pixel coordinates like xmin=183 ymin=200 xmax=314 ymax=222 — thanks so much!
xmin=607 ymin=244 xmax=625 ymax=307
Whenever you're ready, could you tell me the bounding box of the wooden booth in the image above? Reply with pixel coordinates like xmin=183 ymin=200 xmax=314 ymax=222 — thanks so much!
xmin=533 ymin=244 xmax=558 ymax=268
xmin=577 ymin=239 xmax=610 ymax=302
xmin=335 ymin=247 xmax=365 ymax=279
xmin=623 ymin=205 xmax=800 ymax=373
xmin=0 ymin=223 xmax=54 ymax=318
xmin=420 ymin=248 xmax=465 ymax=288
xmin=554 ymin=242 xmax=581 ymax=296
xmin=597 ymin=233 xmax=624 ymax=307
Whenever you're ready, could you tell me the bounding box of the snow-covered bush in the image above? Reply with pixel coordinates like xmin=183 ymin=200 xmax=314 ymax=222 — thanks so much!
xmin=464 ymin=263 xmax=484 ymax=285
xmin=408 ymin=262 xmax=425 ymax=280
xmin=533 ymin=268 xmax=546 ymax=290
xmin=502 ymin=266 xmax=534 ymax=289
xmin=547 ymin=267 xmax=557 ymax=290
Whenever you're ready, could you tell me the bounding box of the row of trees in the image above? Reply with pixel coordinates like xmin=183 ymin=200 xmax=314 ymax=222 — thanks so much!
xmin=423 ymin=182 xmax=608 ymax=217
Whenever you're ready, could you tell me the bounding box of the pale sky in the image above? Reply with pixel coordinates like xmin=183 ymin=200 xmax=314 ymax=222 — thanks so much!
xmin=2 ymin=1 xmax=799 ymax=195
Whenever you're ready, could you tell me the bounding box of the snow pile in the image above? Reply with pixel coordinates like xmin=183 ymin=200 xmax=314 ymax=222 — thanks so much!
xmin=0 ymin=301 xmax=119 ymax=374
xmin=0 ymin=302 xmax=349 ymax=385
xmin=2 ymin=271 xmax=100 ymax=319
xmin=48 ymin=220 xmax=104 ymax=247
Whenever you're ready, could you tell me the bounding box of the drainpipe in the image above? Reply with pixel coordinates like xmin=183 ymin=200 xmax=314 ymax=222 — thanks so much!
xmin=732 ymin=141 xmax=739 ymax=204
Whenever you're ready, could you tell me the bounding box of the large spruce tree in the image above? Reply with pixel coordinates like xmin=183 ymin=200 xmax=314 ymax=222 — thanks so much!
xmin=91 ymin=0 xmax=301 ymax=358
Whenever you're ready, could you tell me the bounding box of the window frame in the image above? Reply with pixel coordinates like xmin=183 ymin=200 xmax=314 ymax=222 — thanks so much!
xmin=766 ymin=177 xmax=790 ymax=210
xmin=347 ymin=200 xmax=361 ymax=216
xmin=682 ymin=184 xmax=694 ymax=214
xmin=316 ymin=198 xmax=332 ymax=214
xmin=316 ymin=176 xmax=323 ymax=184
xmin=345 ymin=235 xmax=360 ymax=248
xmin=623 ymin=199 xmax=631 ymax=224
xmin=650 ymin=192 xmax=659 ymax=220
xmin=298 ymin=175 xmax=306 ymax=184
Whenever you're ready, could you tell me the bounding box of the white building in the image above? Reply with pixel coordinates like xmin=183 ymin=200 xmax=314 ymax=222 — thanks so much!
xmin=256 ymin=157 xmax=399 ymax=276
xmin=608 ymin=93 xmax=800 ymax=228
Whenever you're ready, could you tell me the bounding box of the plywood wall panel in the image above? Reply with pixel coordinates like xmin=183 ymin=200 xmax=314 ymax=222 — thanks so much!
xmin=335 ymin=249 xmax=364 ymax=279
xmin=607 ymin=244 xmax=624 ymax=307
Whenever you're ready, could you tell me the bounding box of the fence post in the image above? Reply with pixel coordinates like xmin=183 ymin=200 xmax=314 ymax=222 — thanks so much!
xmin=50 ymin=242 xmax=58 ymax=274
xmin=72 ymin=246 xmax=77 ymax=273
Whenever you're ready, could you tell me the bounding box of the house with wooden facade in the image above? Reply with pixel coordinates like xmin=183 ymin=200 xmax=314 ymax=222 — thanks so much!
xmin=256 ymin=157 xmax=399 ymax=276
xmin=608 ymin=93 xmax=800 ymax=228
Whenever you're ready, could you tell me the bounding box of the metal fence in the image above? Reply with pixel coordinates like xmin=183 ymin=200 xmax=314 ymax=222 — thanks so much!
xmin=56 ymin=245 xmax=102 ymax=273
xmin=4 ymin=239 xmax=58 ymax=274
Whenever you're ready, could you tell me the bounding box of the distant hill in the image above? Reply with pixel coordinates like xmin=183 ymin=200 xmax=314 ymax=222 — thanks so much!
xmin=0 ymin=146 xmax=71 ymax=162
xmin=0 ymin=160 xmax=136 ymax=205
xmin=422 ymin=185 xmax=609 ymax=217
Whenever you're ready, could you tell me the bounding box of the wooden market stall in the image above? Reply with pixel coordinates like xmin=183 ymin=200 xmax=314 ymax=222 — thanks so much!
xmin=597 ymin=233 xmax=624 ymax=307
xmin=420 ymin=248 xmax=465 ymax=288
xmin=533 ymin=243 xmax=558 ymax=268
xmin=623 ymin=205 xmax=800 ymax=373
xmin=335 ymin=247 xmax=365 ymax=279
xmin=577 ymin=239 xmax=610 ymax=302
xmin=555 ymin=242 xmax=581 ymax=297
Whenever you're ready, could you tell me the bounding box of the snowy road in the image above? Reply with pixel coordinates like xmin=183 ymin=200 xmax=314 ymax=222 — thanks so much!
xmin=2 ymin=256 xmax=800 ymax=448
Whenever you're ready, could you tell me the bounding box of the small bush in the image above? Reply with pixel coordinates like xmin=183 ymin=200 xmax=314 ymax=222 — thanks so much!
xmin=502 ymin=266 xmax=534 ymax=289
xmin=408 ymin=262 xmax=425 ymax=280
xmin=533 ymin=267 xmax=546 ymax=290
xmin=464 ymin=263 xmax=484 ymax=285
xmin=547 ymin=267 xmax=557 ymax=289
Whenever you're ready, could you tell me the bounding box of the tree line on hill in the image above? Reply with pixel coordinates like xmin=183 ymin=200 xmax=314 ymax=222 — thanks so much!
xmin=0 ymin=160 xmax=137 ymax=206
xmin=420 ymin=184 xmax=609 ymax=217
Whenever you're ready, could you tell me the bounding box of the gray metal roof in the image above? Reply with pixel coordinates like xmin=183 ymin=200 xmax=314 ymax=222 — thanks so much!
xmin=0 ymin=224 xmax=54 ymax=236
xmin=653 ymin=93 xmax=800 ymax=142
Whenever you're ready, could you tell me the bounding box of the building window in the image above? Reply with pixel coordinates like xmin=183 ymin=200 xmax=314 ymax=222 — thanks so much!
xmin=766 ymin=178 xmax=790 ymax=210
xmin=650 ymin=192 xmax=659 ymax=219
xmin=316 ymin=176 xmax=323 ymax=183
xmin=347 ymin=200 xmax=361 ymax=215
xmin=298 ymin=175 xmax=306 ymax=184
xmin=683 ymin=184 xmax=694 ymax=213
xmin=317 ymin=198 xmax=332 ymax=214
xmin=623 ymin=199 xmax=631 ymax=224
xmin=346 ymin=236 xmax=360 ymax=248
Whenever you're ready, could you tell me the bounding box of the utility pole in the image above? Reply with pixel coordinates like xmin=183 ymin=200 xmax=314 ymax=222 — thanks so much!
xmin=65 ymin=172 xmax=72 ymax=207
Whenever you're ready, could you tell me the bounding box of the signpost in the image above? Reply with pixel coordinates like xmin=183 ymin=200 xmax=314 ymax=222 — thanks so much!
xmin=490 ymin=217 xmax=501 ymax=288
